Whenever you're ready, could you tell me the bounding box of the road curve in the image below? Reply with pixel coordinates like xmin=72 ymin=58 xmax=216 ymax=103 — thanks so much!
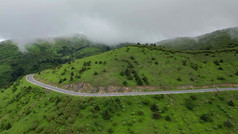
xmin=26 ymin=74 xmax=238 ymax=97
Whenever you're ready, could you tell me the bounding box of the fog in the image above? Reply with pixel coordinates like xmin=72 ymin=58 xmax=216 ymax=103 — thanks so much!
xmin=0 ymin=0 xmax=238 ymax=47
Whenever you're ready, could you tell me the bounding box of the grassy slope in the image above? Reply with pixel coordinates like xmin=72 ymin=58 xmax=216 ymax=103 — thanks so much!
xmin=157 ymin=27 xmax=238 ymax=50
xmin=36 ymin=45 xmax=238 ymax=91
xmin=0 ymin=37 xmax=117 ymax=88
xmin=0 ymin=77 xmax=238 ymax=133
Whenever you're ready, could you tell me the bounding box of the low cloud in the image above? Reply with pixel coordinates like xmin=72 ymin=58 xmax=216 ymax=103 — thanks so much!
xmin=0 ymin=0 xmax=237 ymax=47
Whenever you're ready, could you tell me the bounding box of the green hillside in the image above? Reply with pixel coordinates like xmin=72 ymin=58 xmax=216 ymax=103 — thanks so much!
xmin=157 ymin=27 xmax=238 ymax=50
xmin=0 ymin=77 xmax=238 ymax=133
xmin=0 ymin=37 xmax=124 ymax=88
xmin=35 ymin=45 xmax=238 ymax=93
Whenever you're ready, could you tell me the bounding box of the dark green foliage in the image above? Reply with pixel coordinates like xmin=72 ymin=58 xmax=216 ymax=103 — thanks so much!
xmin=70 ymin=76 xmax=73 ymax=81
xmin=155 ymin=61 xmax=158 ymax=65
xmin=123 ymin=81 xmax=128 ymax=86
xmin=152 ymin=112 xmax=161 ymax=119
xmin=235 ymin=71 xmax=238 ymax=76
xmin=190 ymin=95 xmax=197 ymax=100
xmin=190 ymin=63 xmax=198 ymax=71
xmin=71 ymin=72 xmax=74 ymax=76
xmin=177 ymin=77 xmax=182 ymax=81
xmin=142 ymin=76 xmax=149 ymax=85
xmin=151 ymin=104 xmax=159 ymax=112
xmin=182 ymin=60 xmax=187 ymax=66
xmin=125 ymin=69 xmax=130 ymax=76
xmin=101 ymin=110 xmax=112 ymax=120
xmin=108 ymin=128 xmax=114 ymax=134
xmin=185 ymin=99 xmax=196 ymax=110
xmin=218 ymin=66 xmax=223 ymax=70
xmin=214 ymin=60 xmax=220 ymax=66
xmin=94 ymin=72 xmax=98 ymax=75
xmin=59 ymin=79 xmax=63 ymax=83
xmin=227 ymin=100 xmax=235 ymax=106
xmin=30 ymin=120 xmax=39 ymax=130
xmin=0 ymin=121 xmax=12 ymax=131
xmin=130 ymin=56 xmax=135 ymax=60
xmin=136 ymin=78 xmax=143 ymax=86
xmin=200 ymin=113 xmax=213 ymax=122
xmin=224 ymin=119 xmax=233 ymax=127
xmin=217 ymin=77 xmax=225 ymax=80
xmin=165 ymin=115 xmax=172 ymax=121
xmin=120 ymin=71 xmax=125 ymax=76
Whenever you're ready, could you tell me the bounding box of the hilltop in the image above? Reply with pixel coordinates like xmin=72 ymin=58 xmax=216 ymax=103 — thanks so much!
xmin=35 ymin=45 xmax=238 ymax=93
xmin=157 ymin=27 xmax=238 ymax=50
xmin=0 ymin=36 xmax=127 ymax=88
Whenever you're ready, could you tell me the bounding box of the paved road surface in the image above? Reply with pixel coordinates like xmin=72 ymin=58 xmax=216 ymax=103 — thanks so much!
xmin=26 ymin=74 xmax=238 ymax=97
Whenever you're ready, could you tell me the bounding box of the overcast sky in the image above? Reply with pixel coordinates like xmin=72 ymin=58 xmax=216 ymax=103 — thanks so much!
xmin=0 ymin=0 xmax=237 ymax=45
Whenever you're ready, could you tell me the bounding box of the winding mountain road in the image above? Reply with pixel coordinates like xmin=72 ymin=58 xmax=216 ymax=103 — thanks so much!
xmin=26 ymin=74 xmax=238 ymax=97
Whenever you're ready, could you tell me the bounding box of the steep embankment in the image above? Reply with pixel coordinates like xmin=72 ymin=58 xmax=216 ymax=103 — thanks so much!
xmin=0 ymin=77 xmax=238 ymax=133
xmin=35 ymin=45 xmax=238 ymax=93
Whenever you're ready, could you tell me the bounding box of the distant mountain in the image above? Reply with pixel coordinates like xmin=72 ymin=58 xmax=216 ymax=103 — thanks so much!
xmin=157 ymin=27 xmax=238 ymax=50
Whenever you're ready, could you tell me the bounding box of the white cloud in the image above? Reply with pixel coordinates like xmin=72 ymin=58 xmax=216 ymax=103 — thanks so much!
xmin=0 ymin=0 xmax=237 ymax=46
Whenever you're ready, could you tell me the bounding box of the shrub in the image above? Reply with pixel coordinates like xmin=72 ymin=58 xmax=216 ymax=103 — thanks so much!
xmin=61 ymin=71 xmax=66 ymax=75
xmin=35 ymin=126 xmax=44 ymax=133
xmin=120 ymin=71 xmax=125 ymax=76
xmin=177 ymin=77 xmax=182 ymax=81
xmin=152 ymin=112 xmax=161 ymax=119
xmin=218 ymin=66 xmax=223 ymax=70
xmin=142 ymin=76 xmax=149 ymax=85
xmin=94 ymin=72 xmax=98 ymax=75
xmin=190 ymin=63 xmax=198 ymax=71
xmin=165 ymin=115 xmax=172 ymax=121
xmin=30 ymin=120 xmax=39 ymax=130
xmin=155 ymin=61 xmax=158 ymax=65
xmin=70 ymin=76 xmax=73 ymax=81
xmin=59 ymin=79 xmax=63 ymax=83
xmin=224 ymin=119 xmax=233 ymax=127
xmin=182 ymin=60 xmax=187 ymax=66
xmin=130 ymin=56 xmax=135 ymax=60
xmin=235 ymin=71 xmax=238 ymax=76
xmin=217 ymin=77 xmax=225 ymax=80
xmin=137 ymin=110 xmax=144 ymax=116
xmin=71 ymin=72 xmax=74 ymax=76
xmin=227 ymin=100 xmax=235 ymax=106
xmin=101 ymin=110 xmax=112 ymax=120
xmin=137 ymin=78 xmax=143 ymax=86
xmin=185 ymin=99 xmax=195 ymax=110
xmin=214 ymin=60 xmax=220 ymax=66
xmin=63 ymin=78 xmax=67 ymax=81
xmin=200 ymin=113 xmax=212 ymax=122
xmin=190 ymin=95 xmax=197 ymax=100
xmin=151 ymin=104 xmax=159 ymax=112
xmin=125 ymin=69 xmax=130 ymax=76
xmin=123 ymin=81 xmax=128 ymax=86
xmin=108 ymin=128 xmax=114 ymax=134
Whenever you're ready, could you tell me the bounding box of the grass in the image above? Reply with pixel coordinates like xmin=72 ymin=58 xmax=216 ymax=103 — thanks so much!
xmin=0 ymin=76 xmax=238 ymax=133
xmin=35 ymin=45 xmax=238 ymax=92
